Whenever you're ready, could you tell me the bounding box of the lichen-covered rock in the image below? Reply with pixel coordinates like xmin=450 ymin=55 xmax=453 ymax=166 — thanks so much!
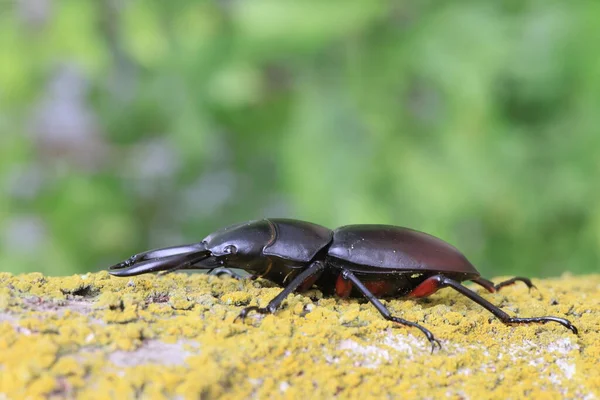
xmin=0 ymin=272 xmax=598 ymax=399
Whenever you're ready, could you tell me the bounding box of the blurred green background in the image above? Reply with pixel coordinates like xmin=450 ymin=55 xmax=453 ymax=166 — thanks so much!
xmin=1 ymin=0 xmax=599 ymax=277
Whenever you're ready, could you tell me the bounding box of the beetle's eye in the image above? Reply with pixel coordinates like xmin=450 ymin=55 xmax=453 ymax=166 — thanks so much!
xmin=223 ymin=245 xmax=237 ymax=255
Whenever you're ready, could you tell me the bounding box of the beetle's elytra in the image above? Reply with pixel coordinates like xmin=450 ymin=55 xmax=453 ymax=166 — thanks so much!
xmin=108 ymin=218 xmax=578 ymax=350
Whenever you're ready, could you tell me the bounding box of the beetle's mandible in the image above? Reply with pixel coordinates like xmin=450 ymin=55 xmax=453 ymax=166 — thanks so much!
xmin=108 ymin=218 xmax=578 ymax=351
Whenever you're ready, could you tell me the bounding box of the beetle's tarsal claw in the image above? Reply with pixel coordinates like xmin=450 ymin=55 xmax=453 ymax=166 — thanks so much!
xmin=552 ymin=318 xmax=578 ymax=334
xmin=425 ymin=333 xmax=442 ymax=353
xmin=429 ymin=338 xmax=442 ymax=354
xmin=558 ymin=319 xmax=578 ymax=335
xmin=234 ymin=306 xmax=256 ymax=323
xmin=410 ymin=324 xmax=442 ymax=352
xmin=234 ymin=306 xmax=272 ymax=323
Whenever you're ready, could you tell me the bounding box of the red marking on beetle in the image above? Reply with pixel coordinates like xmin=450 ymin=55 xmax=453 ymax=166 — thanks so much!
xmin=364 ymin=280 xmax=393 ymax=297
xmin=335 ymin=275 xmax=353 ymax=298
xmin=408 ymin=277 xmax=441 ymax=298
xmin=297 ymin=274 xmax=320 ymax=293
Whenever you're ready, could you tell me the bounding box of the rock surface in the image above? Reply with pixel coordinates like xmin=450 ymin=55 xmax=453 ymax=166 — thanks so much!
xmin=0 ymin=272 xmax=598 ymax=399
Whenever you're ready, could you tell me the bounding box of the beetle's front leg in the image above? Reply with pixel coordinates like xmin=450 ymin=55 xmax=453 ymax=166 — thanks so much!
xmin=234 ymin=261 xmax=326 ymax=321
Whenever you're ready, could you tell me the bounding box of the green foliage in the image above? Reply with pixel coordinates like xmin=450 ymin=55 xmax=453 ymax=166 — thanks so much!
xmin=1 ymin=0 xmax=598 ymax=277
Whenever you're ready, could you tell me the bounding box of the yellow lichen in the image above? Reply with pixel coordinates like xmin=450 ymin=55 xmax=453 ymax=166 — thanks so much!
xmin=220 ymin=290 xmax=254 ymax=305
xmin=0 ymin=272 xmax=598 ymax=399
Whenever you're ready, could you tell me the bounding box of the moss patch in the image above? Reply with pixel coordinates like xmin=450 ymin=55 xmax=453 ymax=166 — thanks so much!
xmin=0 ymin=271 xmax=598 ymax=399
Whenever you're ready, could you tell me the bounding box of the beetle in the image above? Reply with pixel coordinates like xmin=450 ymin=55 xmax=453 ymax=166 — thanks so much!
xmin=108 ymin=219 xmax=578 ymax=351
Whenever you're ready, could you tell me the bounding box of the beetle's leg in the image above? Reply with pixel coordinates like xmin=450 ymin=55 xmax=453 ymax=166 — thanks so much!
xmin=339 ymin=269 xmax=442 ymax=353
xmin=234 ymin=261 xmax=326 ymax=322
xmin=469 ymin=277 xmax=497 ymax=293
xmin=471 ymin=277 xmax=540 ymax=299
xmin=409 ymin=275 xmax=578 ymax=334
xmin=493 ymin=277 xmax=536 ymax=291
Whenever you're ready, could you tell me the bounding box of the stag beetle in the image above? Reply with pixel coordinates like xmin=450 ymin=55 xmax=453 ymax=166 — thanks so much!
xmin=108 ymin=219 xmax=577 ymax=351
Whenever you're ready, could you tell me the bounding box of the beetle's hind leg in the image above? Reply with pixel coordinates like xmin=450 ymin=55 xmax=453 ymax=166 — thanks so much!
xmin=410 ymin=275 xmax=577 ymax=334
xmin=471 ymin=276 xmax=538 ymax=294
xmin=471 ymin=276 xmax=542 ymax=301
xmin=494 ymin=276 xmax=536 ymax=291
xmin=339 ymin=269 xmax=442 ymax=353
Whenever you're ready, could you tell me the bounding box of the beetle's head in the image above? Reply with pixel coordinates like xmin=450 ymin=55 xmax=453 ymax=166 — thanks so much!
xmin=202 ymin=220 xmax=272 ymax=270
xmin=108 ymin=220 xmax=273 ymax=277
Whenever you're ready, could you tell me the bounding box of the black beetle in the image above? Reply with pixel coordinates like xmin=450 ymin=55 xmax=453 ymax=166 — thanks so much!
xmin=108 ymin=219 xmax=577 ymax=350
